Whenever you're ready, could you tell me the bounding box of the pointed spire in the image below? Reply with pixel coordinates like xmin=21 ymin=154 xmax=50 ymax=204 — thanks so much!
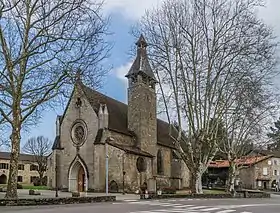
xmin=125 ymin=34 xmax=157 ymax=81
xmin=136 ymin=34 xmax=148 ymax=48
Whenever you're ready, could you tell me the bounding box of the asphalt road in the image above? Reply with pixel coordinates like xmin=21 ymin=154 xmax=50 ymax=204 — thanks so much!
xmin=1 ymin=196 xmax=280 ymax=213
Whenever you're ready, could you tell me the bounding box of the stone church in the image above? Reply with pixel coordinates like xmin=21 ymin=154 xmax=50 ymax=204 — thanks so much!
xmin=47 ymin=35 xmax=190 ymax=193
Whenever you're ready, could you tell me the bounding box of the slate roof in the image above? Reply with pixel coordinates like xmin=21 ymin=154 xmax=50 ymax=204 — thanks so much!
xmin=0 ymin=151 xmax=38 ymax=162
xmin=53 ymin=35 xmax=176 ymax=150
xmin=52 ymin=136 xmax=62 ymax=150
xmin=125 ymin=34 xmax=157 ymax=81
xmin=79 ymin=83 xmax=175 ymax=148
xmin=208 ymin=155 xmax=272 ymax=168
xmin=107 ymin=141 xmax=154 ymax=158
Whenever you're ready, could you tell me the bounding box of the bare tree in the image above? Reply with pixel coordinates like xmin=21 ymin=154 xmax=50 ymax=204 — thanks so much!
xmin=218 ymin=84 xmax=276 ymax=193
xmin=0 ymin=0 xmax=110 ymax=198
xmin=136 ymin=0 xmax=278 ymax=193
xmin=22 ymin=136 xmax=51 ymax=185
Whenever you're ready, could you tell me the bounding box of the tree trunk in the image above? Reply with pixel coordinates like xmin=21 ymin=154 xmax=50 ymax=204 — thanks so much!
xmin=5 ymin=128 xmax=21 ymax=198
xmin=227 ymin=162 xmax=236 ymax=194
xmin=190 ymin=170 xmax=203 ymax=194
xmin=5 ymin=103 xmax=21 ymax=199
xmin=39 ymin=172 xmax=44 ymax=186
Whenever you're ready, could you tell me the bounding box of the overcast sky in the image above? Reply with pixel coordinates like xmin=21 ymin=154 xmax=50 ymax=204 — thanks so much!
xmin=2 ymin=0 xmax=279 ymax=151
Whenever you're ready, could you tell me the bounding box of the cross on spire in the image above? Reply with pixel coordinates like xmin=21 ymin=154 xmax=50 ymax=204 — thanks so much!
xmin=76 ymin=69 xmax=82 ymax=83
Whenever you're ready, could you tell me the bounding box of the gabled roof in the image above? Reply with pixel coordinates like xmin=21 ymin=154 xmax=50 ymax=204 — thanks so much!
xmin=208 ymin=155 xmax=272 ymax=168
xmin=79 ymin=83 xmax=175 ymax=148
xmin=125 ymin=34 xmax=157 ymax=81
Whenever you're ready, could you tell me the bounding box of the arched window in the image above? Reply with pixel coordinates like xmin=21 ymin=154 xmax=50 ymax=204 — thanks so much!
xmin=157 ymin=150 xmax=164 ymax=175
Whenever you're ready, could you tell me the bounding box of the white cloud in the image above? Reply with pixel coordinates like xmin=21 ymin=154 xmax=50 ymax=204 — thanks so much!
xmin=103 ymin=0 xmax=162 ymax=20
xmin=113 ymin=61 xmax=133 ymax=87
xmin=258 ymin=0 xmax=280 ymax=36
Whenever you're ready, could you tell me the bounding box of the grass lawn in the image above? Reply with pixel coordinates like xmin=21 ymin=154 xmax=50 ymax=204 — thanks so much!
xmin=22 ymin=185 xmax=49 ymax=190
xmin=0 ymin=184 xmax=49 ymax=190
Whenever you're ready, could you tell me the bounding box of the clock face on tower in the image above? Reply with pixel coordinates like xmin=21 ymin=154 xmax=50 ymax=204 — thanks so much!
xmin=71 ymin=120 xmax=87 ymax=147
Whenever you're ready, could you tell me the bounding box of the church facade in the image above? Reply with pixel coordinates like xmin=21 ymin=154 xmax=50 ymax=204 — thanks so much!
xmin=47 ymin=35 xmax=190 ymax=193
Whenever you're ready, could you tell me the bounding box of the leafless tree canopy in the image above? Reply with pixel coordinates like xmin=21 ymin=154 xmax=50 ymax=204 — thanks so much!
xmin=22 ymin=136 xmax=51 ymax=185
xmin=23 ymin=136 xmax=51 ymax=158
xmin=137 ymin=0 xmax=278 ymax=193
xmin=0 ymin=0 xmax=110 ymax=198
xmin=0 ymin=0 xmax=110 ymax=126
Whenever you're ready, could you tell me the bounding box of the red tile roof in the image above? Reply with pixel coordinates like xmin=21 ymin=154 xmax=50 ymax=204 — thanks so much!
xmin=208 ymin=155 xmax=271 ymax=168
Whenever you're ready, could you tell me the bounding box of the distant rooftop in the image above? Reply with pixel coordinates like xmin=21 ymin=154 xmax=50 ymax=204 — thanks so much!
xmin=208 ymin=155 xmax=272 ymax=168
xmin=0 ymin=151 xmax=38 ymax=162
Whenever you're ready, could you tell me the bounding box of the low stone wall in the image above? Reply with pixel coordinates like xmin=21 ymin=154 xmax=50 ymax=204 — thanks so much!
xmin=140 ymin=193 xmax=232 ymax=199
xmin=0 ymin=196 xmax=116 ymax=206
xmin=235 ymin=190 xmax=270 ymax=198
xmin=140 ymin=190 xmax=270 ymax=199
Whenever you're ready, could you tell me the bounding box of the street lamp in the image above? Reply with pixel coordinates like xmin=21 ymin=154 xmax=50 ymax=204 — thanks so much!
xmin=55 ymin=152 xmax=58 ymax=197
xmin=55 ymin=164 xmax=58 ymax=197
xmin=105 ymin=136 xmax=114 ymax=195
xmin=122 ymin=153 xmax=126 ymax=195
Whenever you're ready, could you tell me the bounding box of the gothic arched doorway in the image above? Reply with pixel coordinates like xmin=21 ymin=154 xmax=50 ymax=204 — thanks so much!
xmin=68 ymin=160 xmax=88 ymax=192
xmin=0 ymin=174 xmax=7 ymax=184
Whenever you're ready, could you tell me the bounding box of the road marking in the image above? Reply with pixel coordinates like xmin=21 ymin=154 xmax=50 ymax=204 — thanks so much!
xmin=216 ymin=210 xmax=236 ymax=213
xmin=186 ymin=206 xmax=208 ymax=209
xmin=159 ymin=204 xmax=185 ymax=207
xmin=173 ymin=205 xmax=195 ymax=208
xmin=200 ymin=207 xmax=221 ymax=211
xmin=150 ymin=209 xmax=192 ymax=212
xmin=240 ymin=212 xmax=252 ymax=213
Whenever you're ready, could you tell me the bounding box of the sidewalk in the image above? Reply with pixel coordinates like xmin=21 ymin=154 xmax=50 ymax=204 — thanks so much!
xmin=0 ymin=189 xmax=140 ymax=201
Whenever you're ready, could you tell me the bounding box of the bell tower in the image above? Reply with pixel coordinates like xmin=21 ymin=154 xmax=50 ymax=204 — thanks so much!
xmin=126 ymin=35 xmax=157 ymax=154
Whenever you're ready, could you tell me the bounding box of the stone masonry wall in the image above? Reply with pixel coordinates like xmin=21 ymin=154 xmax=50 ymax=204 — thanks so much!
xmin=155 ymin=146 xmax=171 ymax=188
xmin=58 ymin=84 xmax=98 ymax=190
xmin=46 ymin=152 xmax=54 ymax=188
xmin=180 ymin=160 xmax=190 ymax=189
xmin=0 ymin=159 xmax=40 ymax=185
xmin=93 ymin=143 xmax=153 ymax=193
xmin=239 ymin=167 xmax=255 ymax=189
xmin=127 ymin=82 xmax=157 ymax=164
